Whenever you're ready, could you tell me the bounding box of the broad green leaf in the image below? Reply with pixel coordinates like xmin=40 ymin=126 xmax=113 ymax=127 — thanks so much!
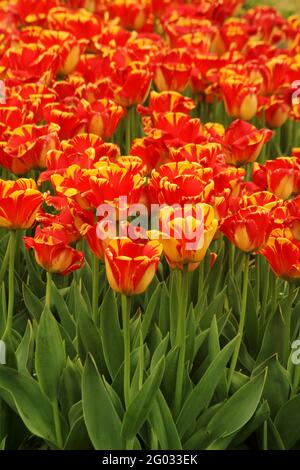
xmin=0 ymin=366 xmax=56 ymax=443
xmin=16 ymin=321 xmax=34 ymax=375
xmin=149 ymin=390 xmax=181 ymax=450
xmin=22 ymin=283 xmax=44 ymax=321
xmin=50 ymin=283 xmax=76 ymax=339
xmin=275 ymin=395 xmax=300 ymax=449
xmin=64 ymin=415 xmax=92 ymax=450
xmin=142 ymin=284 xmax=161 ymax=340
xmin=207 ymin=369 xmax=267 ymax=439
xmin=231 ymin=401 xmax=270 ymax=448
xmin=58 ymin=358 xmax=82 ymax=418
xmin=77 ymin=297 xmax=108 ymax=376
xmin=35 ymin=307 xmax=66 ymax=401
xmin=177 ymin=336 xmax=237 ymax=437
xmin=100 ymin=288 xmax=123 ymax=379
xmin=253 ymin=355 xmax=290 ymax=417
xmin=150 ymin=333 xmax=169 ymax=372
xmin=200 ymin=287 xmax=227 ymax=330
xmin=121 ymin=357 xmax=165 ymax=440
xmin=82 ymin=356 xmax=124 ymax=450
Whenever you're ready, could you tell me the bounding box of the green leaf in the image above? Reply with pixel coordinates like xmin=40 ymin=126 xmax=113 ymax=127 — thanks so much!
xmin=100 ymin=288 xmax=123 ymax=379
xmin=257 ymin=306 xmax=288 ymax=367
xmin=253 ymin=355 xmax=290 ymax=418
xmin=177 ymin=336 xmax=237 ymax=438
xmin=207 ymin=369 xmax=267 ymax=439
xmin=22 ymin=283 xmax=44 ymax=321
xmin=150 ymin=333 xmax=169 ymax=372
xmin=16 ymin=321 xmax=34 ymax=375
xmin=149 ymin=390 xmax=182 ymax=450
xmin=82 ymin=356 xmax=124 ymax=450
xmin=0 ymin=366 xmax=56 ymax=443
xmin=50 ymin=283 xmax=76 ymax=339
xmin=121 ymin=357 xmax=165 ymax=440
xmin=142 ymin=284 xmax=161 ymax=340
xmin=200 ymin=288 xmax=227 ymax=330
xmin=77 ymin=295 xmax=108 ymax=376
xmin=231 ymin=401 xmax=270 ymax=448
xmin=35 ymin=307 xmax=66 ymax=401
xmin=59 ymin=358 xmax=82 ymax=418
xmin=275 ymin=395 xmax=300 ymax=449
xmin=64 ymin=415 xmax=92 ymax=450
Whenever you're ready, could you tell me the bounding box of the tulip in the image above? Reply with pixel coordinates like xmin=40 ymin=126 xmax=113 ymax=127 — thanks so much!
xmin=221 ymin=207 xmax=272 ymax=252
xmin=154 ymin=48 xmax=192 ymax=93
xmin=252 ymin=157 xmax=300 ymax=199
xmin=149 ymin=161 xmax=214 ymax=206
xmin=2 ymin=123 xmax=60 ymax=174
xmin=264 ymin=96 xmax=290 ymax=128
xmin=157 ymin=203 xmax=218 ymax=271
xmin=0 ymin=178 xmax=44 ymax=230
xmin=223 ymin=119 xmax=272 ymax=166
xmin=24 ymin=228 xmax=84 ymax=276
xmin=260 ymin=231 xmax=300 ymax=280
xmin=137 ymin=90 xmax=195 ymax=124
xmin=104 ymin=238 xmax=162 ymax=296
xmin=220 ymin=75 xmax=258 ymax=121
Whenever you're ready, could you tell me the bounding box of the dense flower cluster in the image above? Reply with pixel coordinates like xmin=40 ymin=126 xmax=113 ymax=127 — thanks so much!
xmin=0 ymin=0 xmax=299 ymax=292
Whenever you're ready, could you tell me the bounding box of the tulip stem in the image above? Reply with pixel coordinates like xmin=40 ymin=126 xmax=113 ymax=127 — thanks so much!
xmin=45 ymin=272 xmax=52 ymax=309
xmin=227 ymin=253 xmax=249 ymax=391
xmin=174 ymin=264 xmax=189 ymax=416
xmin=92 ymin=255 xmax=99 ymax=324
xmin=125 ymin=106 xmax=133 ymax=155
xmin=3 ymin=230 xmax=17 ymax=339
xmin=0 ymin=236 xmax=10 ymax=285
xmin=121 ymin=294 xmax=131 ymax=408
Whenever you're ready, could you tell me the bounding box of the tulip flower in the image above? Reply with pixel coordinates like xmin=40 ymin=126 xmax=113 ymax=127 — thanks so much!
xmin=154 ymin=48 xmax=192 ymax=93
xmin=157 ymin=203 xmax=218 ymax=271
xmin=260 ymin=231 xmax=300 ymax=280
xmin=2 ymin=123 xmax=60 ymax=174
xmin=252 ymin=157 xmax=300 ymax=199
xmin=220 ymin=75 xmax=259 ymax=121
xmin=24 ymin=228 xmax=84 ymax=276
xmin=104 ymin=238 xmax=162 ymax=296
xmin=223 ymin=119 xmax=272 ymax=166
xmin=149 ymin=161 xmax=214 ymax=206
xmin=0 ymin=178 xmax=44 ymax=230
xmin=221 ymin=206 xmax=272 ymax=253
xmin=137 ymin=90 xmax=195 ymax=124
xmin=264 ymin=96 xmax=290 ymax=128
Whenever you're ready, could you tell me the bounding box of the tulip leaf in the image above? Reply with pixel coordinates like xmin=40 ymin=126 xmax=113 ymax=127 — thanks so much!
xmin=77 ymin=294 xmax=108 ymax=377
xmin=121 ymin=357 xmax=165 ymax=440
xmin=50 ymin=283 xmax=76 ymax=339
xmin=177 ymin=336 xmax=237 ymax=438
xmin=142 ymin=284 xmax=161 ymax=339
xmin=82 ymin=355 xmax=124 ymax=450
xmin=274 ymin=395 xmax=300 ymax=449
xmin=22 ymin=283 xmax=44 ymax=321
xmin=0 ymin=366 xmax=56 ymax=443
xmin=149 ymin=390 xmax=182 ymax=450
xmin=100 ymin=288 xmax=124 ymax=379
xmin=207 ymin=369 xmax=267 ymax=439
xmin=35 ymin=307 xmax=66 ymax=402
xmin=64 ymin=415 xmax=92 ymax=450
xmin=253 ymin=355 xmax=290 ymax=418
xmin=231 ymin=401 xmax=270 ymax=448
xmin=16 ymin=320 xmax=34 ymax=375
xmin=200 ymin=287 xmax=227 ymax=330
